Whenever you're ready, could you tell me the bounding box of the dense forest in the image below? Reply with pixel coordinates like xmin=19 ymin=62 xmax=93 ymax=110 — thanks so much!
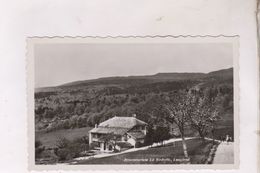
xmin=35 ymin=68 xmax=233 ymax=138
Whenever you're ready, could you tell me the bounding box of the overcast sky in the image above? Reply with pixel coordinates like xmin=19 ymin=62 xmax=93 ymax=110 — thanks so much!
xmin=35 ymin=43 xmax=233 ymax=88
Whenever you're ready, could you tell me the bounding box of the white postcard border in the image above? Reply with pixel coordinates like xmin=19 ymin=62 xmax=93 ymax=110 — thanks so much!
xmin=27 ymin=36 xmax=240 ymax=171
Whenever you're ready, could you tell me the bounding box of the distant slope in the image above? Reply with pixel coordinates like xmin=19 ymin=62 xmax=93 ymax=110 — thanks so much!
xmin=206 ymin=68 xmax=233 ymax=80
xmin=61 ymin=73 xmax=206 ymax=87
xmin=35 ymin=68 xmax=233 ymax=92
xmin=207 ymin=68 xmax=233 ymax=76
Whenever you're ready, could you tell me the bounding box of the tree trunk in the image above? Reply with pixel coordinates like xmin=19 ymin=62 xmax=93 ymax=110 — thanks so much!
xmin=198 ymin=130 xmax=205 ymax=142
xmin=181 ymin=136 xmax=189 ymax=158
xmin=212 ymin=130 xmax=215 ymax=144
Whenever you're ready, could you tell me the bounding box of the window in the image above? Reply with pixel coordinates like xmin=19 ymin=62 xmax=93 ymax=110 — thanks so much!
xmin=93 ymin=133 xmax=99 ymax=138
xmin=123 ymin=135 xmax=127 ymax=141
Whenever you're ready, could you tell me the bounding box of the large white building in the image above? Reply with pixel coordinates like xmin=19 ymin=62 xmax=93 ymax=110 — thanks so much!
xmin=89 ymin=115 xmax=147 ymax=152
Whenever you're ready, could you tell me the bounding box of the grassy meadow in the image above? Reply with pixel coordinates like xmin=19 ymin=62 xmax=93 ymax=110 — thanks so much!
xmin=36 ymin=127 xmax=92 ymax=148
xmin=75 ymin=138 xmax=215 ymax=164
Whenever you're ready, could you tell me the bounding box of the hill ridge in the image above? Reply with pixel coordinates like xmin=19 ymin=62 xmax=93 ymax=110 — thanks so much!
xmin=35 ymin=67 xmax=233 ymax=92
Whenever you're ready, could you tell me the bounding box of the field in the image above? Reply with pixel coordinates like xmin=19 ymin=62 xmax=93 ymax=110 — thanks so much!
xmin=75 ymin=138 xmax=214 ymax=164
xmin=36 ymin=127 xmax=92 ymax=148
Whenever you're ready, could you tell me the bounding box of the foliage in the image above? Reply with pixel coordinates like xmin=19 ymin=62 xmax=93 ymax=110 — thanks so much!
xmin=35 ymin=140 xmax=45 ymax=159
xmin=164 ymin=90 xmax=191 ymax=137
xmin=54 ymin=136 xmax=89 ymax=161
xmin=35 ymin=79 xmax=202 ymax=132
xmin=187 ymin=87 xmax=222 ymax=139
xmin=144 ymin=125 xmax=155 ymax=146
xmin=35 ymin=69 xmax=234 ymax=163
xmin=35 ymin=76 xmax=233 ymax=135
xmin=153 ymin=126 xmax=171 ymax=144
xmin=163 ymin=90 xmax=192 ymax=158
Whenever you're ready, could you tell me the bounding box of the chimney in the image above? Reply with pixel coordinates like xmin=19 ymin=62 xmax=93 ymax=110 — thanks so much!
xmin=132 ymin=114 xmax=136 ymax=118
xmin=95 ymin=124 xmax=98 ymax=128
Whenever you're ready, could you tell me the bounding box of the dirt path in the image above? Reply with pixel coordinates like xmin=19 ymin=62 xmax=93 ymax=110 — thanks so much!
xmin=213 ymin=142 xmax=234 ymax=164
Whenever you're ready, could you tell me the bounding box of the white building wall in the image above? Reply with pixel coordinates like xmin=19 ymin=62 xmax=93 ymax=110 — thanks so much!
xmin=89 ymin=132 xmax=92 ymax=144
xmin=100 ymin=142 xmax=105 ymax=151
xmin=127 ymin=138 xmax=136 ymax=146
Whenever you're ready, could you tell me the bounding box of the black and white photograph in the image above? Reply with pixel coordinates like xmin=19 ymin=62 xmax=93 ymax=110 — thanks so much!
xmin=27 ymin=37 xmax=239 ymax=169
xmin=1 ymin=0 xmax=260 ymax=172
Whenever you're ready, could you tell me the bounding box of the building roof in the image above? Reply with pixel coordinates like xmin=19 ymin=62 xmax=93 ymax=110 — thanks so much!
xmin=127 ymin=131 xmax=146 ymax=139
xmin=90 ymin=116 xmax=147 ymax=135
xmin=89 ymin=126 xmax=129 ymax=135
xmin=98 ymin=116 xmax=147 ymax=129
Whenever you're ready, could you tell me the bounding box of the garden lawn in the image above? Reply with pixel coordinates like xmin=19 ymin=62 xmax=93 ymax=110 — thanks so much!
xmin=75 ymin=138 xmax=213 ymax=164
xmin=36 ymin=127 xmax=92 ymax=148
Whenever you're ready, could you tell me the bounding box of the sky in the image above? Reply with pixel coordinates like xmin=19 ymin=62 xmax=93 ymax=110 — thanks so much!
xmin=35 ymin=43 xmax=233 ymax=88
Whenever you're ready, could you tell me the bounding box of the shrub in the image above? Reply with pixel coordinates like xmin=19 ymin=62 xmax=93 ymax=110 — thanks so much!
xmin=135 ymin=142 xmax=144 ymax=148
xmin=130 ymin=97 xmax=139 ymax=103
xmin=89 ymin=142 xmax=99 ymax=150
xmin=56 ymin=148 xmax=72 ymax=161
xmin=55 ymin=137 xmax=88 ymax=161
xmin=35 ymin=140 xmax=45 ymax=159
xmin=35 ymin=140 xmax=43 ymax=148
xmin=56 ymin=137 xmax=70 ymax=149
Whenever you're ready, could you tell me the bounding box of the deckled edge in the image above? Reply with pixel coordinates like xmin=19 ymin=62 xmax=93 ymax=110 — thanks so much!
xmin=26 ymin=35 xmax=240 ymax=172
xmin=26 ymin=35 xmax=239 ymax=39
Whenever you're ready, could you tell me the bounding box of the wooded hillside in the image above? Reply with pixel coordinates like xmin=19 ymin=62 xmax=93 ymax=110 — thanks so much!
xmin=35 ymin=68 xmax=233 ymax=139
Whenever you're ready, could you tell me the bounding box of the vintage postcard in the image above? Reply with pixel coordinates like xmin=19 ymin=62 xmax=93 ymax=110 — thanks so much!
xmin=27 ymin=36 xmax=239 ymax=170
